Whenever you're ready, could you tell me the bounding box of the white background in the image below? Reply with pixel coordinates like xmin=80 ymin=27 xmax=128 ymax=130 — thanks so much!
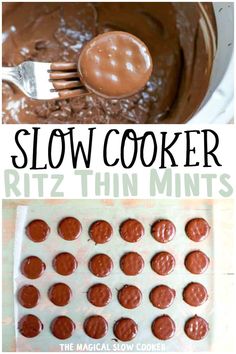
xmin=0 ymin=124 xmax=235 ymax=199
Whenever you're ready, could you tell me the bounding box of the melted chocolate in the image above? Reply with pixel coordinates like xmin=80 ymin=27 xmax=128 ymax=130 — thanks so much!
xmin=89 ymin=254 xmax=113 ymax=277
xmin=151 ymin=251 xmax=175 ymax=275
xmin=87 ymin=283 xmax=112 ymax=307
xmin=48 ymin=283 xmax=72 ymax=306
xmin=152 ymin=315 xmax=175 ymax=340
xmin=119 ymin=219 xmax=144 ymax=243
xmin=26 ymin=219 xmax=50 ymax=242
xmin=185 ymin=250 xmax=210 ymax=274
xmin=151 ymin=219 xmax=176 ymax=243
xmin=113 ymin=318 xmax=138 ymax=341
xmin=118 ymin=285 xmax=142 ymax=309
xmin=20 ymin=256 xmax=46 ymax=279
xmin=83 ymin=315 xmax=108 ymax=339
xmin=17 ymin=285 xmax=40 ymax=308
xmin=58 ymin=216 xmax=82 ymax=240
xmin=18 ymin=314 xmax=43 ymax=338
xmin=120 ymin=252 xmax=144 ymax=276
xmin=89 ymin=220 xmax=113 ymax=244
xmin=185 ymin=218 xmax=210 ymax=242
xmin=183 ymin=282 xmax=208 ymax=307
xmin=2 ymin=2 xmax=216 ymax=124
xmin=53 ymin=252 xmax=78 ymax=275
xmin=51 ymin=316 xmax=75 ymax=339
xmin=184 ymin=315 xmax=209 ymax=340
xmin=150 ymin=285 xmax=175 ymax=309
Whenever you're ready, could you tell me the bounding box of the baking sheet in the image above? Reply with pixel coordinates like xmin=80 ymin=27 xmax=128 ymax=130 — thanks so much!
xmin=14 ymin=203 xmax=216 ymax=352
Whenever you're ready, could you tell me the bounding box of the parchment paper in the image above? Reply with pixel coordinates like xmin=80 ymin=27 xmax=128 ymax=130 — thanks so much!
xmin=14 ymin=203 xmax=217 ymax=352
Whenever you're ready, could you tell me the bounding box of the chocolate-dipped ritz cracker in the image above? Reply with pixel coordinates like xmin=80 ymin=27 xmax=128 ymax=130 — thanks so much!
xmin=183 ymin=282 xmax=208 ymax=307
xmin=51 ymin=316 xmax=75 ymax=339
xmin=87 ymin=283 xmax=112 ymax=307
xmin=17 ymin=285 xmax=40 ymax=308
xmin=185 ymin=218 xmax=210 ymax=242
xmin=89 ymin=220 xmax=113 ymax=244
xmin=118 ymin=285 xmax=142 ymax=309
xmin=184 ymin=315 xmax=209 ymax=340
xmin=89 ymin=254 xmax=113 ymax=277
xmin=78 ymin=31 xmax=153 ymax=99
xmin=150 ymin=285 xmax=175 ymax=309
xmin=151 ymin=219 xmax=176 ymax=243
xmin=185 ymin=250 xmax=210 ymax=274
xmin=120 ymin=252 xmax=144 ymax=276
xmin=48 ymin=283 xmax=72 ymax=306
xmin=18 ymin=314 xmax=43 ymax=338
xmin=52 ymin=252 xmax=78 ymax=276
xmin=58 ymin=217 xmax=82 ymax=240
xmin=84 ymin=315 xmax=108 ymax=339
xmin=120 ymin=219 xmax=144 ymax=243
xmin=152 ymin=315 xmax=176 ymax=340
xmin=151 ymin=252 xmax=175 ymax=275
xmin=26 ymin=219 xmax=50 ymax=242
xmin=20 ymin=256 xmax=46 ymax=279
xmin=114 ymin=318 xmax=138 ymax=341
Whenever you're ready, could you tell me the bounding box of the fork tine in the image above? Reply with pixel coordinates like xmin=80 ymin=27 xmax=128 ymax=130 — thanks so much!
xmin=50 ymin=71 xmax=79 ymax=80
xmin=3 ymin=61 xmax=87 ymax=100
xmin=59 ymin=88 xmax=87 ymax=99
xmin=50 ymin=62 xmax=77 ymax=71
xmin=52 ymin=80 xmax=82 ymax=90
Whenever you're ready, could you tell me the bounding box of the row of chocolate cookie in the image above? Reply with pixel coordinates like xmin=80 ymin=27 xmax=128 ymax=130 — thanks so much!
xmin=20 ymin=249 xmax=210 ymax=279
xmin=18 ymin=314 xmax=209 ymax=341
xmin=18 ymin=282 xmax=208 ymax=309
xmin=25 ymin=217 xmax=210 ymax=243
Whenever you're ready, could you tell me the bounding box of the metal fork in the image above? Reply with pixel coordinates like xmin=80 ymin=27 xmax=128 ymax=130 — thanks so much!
xmin=2 ymin=61 xmax=87 ymax=100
